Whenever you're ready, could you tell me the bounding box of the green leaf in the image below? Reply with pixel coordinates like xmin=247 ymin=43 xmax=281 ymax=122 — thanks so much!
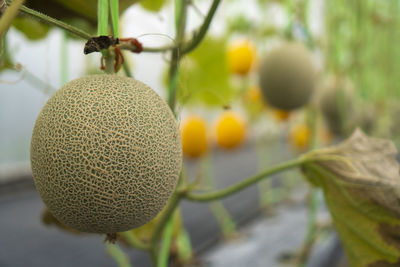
xmin=140 ymin=0 xmax=168 ymax=12
xmin=12 ymin=17 xmax=51 ymax=40
xmin=301 ymin=129 xmax=400 ymax=267
xmin=226 ymin=15 xmax=253 ymax=34
xmin=175 ymin=37 xmax=238 ymax=107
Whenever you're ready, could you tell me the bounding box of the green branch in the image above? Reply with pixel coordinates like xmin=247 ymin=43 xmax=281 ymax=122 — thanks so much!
xmin=182 ymin=0 xmax=221 ymax=54
xmin=184 ymin=157 xmax=307 ymax=202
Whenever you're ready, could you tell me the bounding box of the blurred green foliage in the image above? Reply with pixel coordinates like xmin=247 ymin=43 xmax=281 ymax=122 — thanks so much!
xmin=325 ymin=0 xmax=400 ymax=101
xmin=175 ymin=37 xmax=238 ymax=107
xmin=12 ymin=16 xmax=50 ymax=40
xmin=140 ymin=0 xmax=170 ymax=12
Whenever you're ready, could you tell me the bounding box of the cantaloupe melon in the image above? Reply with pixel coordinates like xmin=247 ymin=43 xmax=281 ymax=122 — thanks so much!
xmin=30 ymin=74 xmax=182 ymax=234
xmin=258 ymin=42 xmax=316 ymax=110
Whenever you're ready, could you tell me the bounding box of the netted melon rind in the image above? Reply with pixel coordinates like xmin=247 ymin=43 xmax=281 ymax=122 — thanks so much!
xmin=258 ymin=42 xmax=316 ymax=110
xmin=30 ymin=74 xmax=182 ymax=234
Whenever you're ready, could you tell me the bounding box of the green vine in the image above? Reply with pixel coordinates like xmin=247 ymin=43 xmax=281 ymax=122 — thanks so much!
xmin=184 ymin=157 xmax=308 ymax=202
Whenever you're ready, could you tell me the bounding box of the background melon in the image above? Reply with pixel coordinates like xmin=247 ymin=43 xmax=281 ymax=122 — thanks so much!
xmin=30 ymin=74 xmax=182 ymax=234
xmin=258 ymin=42 xmax=316 ymax=110
xmin=317 ymin=76 xmax=354 ymax=137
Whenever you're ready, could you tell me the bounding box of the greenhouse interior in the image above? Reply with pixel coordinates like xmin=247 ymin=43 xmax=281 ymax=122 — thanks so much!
xmin=1 ymin=0 xmax=400 ymax=266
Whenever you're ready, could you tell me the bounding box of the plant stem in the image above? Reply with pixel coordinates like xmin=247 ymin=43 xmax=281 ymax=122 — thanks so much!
xmin=296 ymin=104 xmax=320 ymax=266
xmin=182 ymin=0 xmax=221 ymax=54
xmin=6 ymin=0 xmax=92 ymax=39
xmin=142 ymin=44 xmax=177 ymax=53
xmin=150 ymin=246 xmax=158 ymax=266
xmin=202 ymin=154 xmax=237 ymax=237
xmin=0 ymin=0 xmax=25 ymax=39
xmin=158 ymin=210 xmax=176 ymax=267
xmin=150 ymin=189 xmax=183 ymax=245
xmin=297 ymin=189 xmax=319 ymax=267
xmin=109 ymin=0 xmax=119 ymax=38
xmin=185 ymin=157 xmax=307 ymax=202
xmin=167 ymin=0 xmax=188 ymax=113
xmin=147 ymin=0 xmax=190 ymax=264
xmin=106 ymin=243 xmax=132 ymax=267
xmin=60 ymin=31 xmax=69 ymax=85
xmin=148 ymin=187 xmax=183 ymax=266
xmin=98 ymin=0 xmax=109 ymax=36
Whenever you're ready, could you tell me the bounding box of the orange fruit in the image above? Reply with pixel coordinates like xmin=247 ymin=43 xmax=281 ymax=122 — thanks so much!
xmin=181 ymin=115 xmax=208 ymax=158
xmin=227 ymin=39 xmax=256 ymax=75
xmin=215 ymin=111 xmax=246 ymax=149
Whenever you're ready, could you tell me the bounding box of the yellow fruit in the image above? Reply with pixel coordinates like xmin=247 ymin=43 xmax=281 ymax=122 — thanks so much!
xmin=259 ymin=42 xmax=316 ymax=110
xmin=243 ymin=85 xmax=263 ymax=104
xmin=242 ymin=86 xmax=265 ymax=119
xmin=273 ymin=109 xmax=291 ymax=122
xmin=227 ymin=39 xmax=256 ymax=75
xmin=181 ymin=115 xmax=208 ymax=158
xmin=30 ymin=74 xmax=182 ymax=234
xmin=215 ymin=111 xmax=246 ymax=149
xmin=289 ymin=124 xmax=311 ymax=151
